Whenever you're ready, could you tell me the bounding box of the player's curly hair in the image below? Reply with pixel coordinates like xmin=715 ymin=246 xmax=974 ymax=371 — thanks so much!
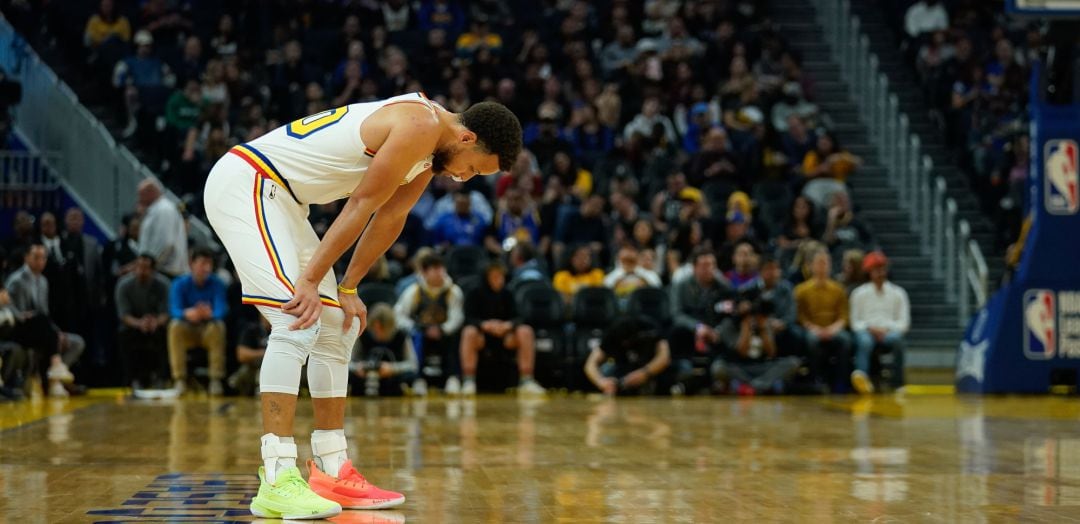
xmin=460 ymin=102 xmax=523 ymax=172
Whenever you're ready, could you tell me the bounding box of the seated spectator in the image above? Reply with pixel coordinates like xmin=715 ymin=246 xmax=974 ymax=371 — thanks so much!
xmin=686 ymin=127 xmax=742 ymax=206
xmin=394 ymin=252 xmax=464 ymax=395
xmin=777 ymin=195 xmax=820 ymax=253
xmin=781 ymin=116 xmax=816 ymax=171
xmin=228 ymin=315 xmax=269 ymax=397
xmin=555 ymin=194 xmax=609 ymax=266
xmin=455 ymin=17 xmax=502 ymax=61
xmin=429 ymin=192 xmax=489 ymax=249
xmin=168 ymin=248 xmax=228 ymax=396
xmin=1 ymin=283 xmax=54 ymax=399
xmin=794 ymin=249 xmax=853 ymax=392
xmin=485 ymin=187 xmax=541 ymax=255
xmin=823 ymin=191 xmax=873 ymax=260
xmin=584 ymin=315 xmax=671 ymax=396
xmin=849 ymin=252 xmax=910 ymax=393
xmin=115 ymin=254 xmax=171 ymax=393
xmin=553 ymin=245 xmax=605 ymax=304
xmin=771 ymin=82 xmax=819 ymax=132
xmin=547 ymin=151 xmax=593 ymax=199
xmin=715 ymin=210 xmax=758 ymax=274
xmin=423 ymin=182 xmax=494 ymax=231
xmin=836 ymin=249 xmax=867 ymax=294
xmin=745 ymin=255 xmax=801 ymax=355
xmin=600 ymin=25 xmax=639 ymax=79
xmin=724 ymin=240 xmax=759 ymax=289
xmin=350 ymin=304 xmax=418 ymax=397
xmin=566 ymin=104 xmax=614 ymax=169
xmin=604 ymin=246 xmax=662 ymax=301
xmin=84 ymin=0 xmax=131 ymax=49
xmin=623 ymin=97 xmax=677 ymax=145
xmin=112 ymin=30 xmax=175 ymax=137
xmin=4 ymin=245 xmax=85 ymax=397
xmin=508 ymin=242 xmax=546 ymax=284
xmin=457 ymin=262 xmax=545 ymax=396
xmin=787 ymin=239 xmax=827 ymax=287
xmin=800 ymin=132 xmax=861 ymax=207
xmin=669 ymin=248 xmax=735 ymax=390
xmin=712 ymin=296 xmax=802 ymax=396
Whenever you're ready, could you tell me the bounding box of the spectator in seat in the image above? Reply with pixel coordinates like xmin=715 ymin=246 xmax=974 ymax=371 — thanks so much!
xmin=836 ymin=249 xmax=868 ymax=294
xmin=724 ymin=240 xmax=759 ymax=289
xmin=137 ymin=178 xmax=188 ymax=278
xmin=4 ymin=245 xmax=85 ymax=397
xmin=794 ymin=249 xmax=852 ymax=392
xmin=604 ymin=245 xmax=662 ymax=301
xmin=554 ymin=194 xmax=609 ymax=267
xmin=62 ymin=207 xmax=104 ymax=313
xmin=823 ymin=191 xmax=874 ymax=261
xmin=746 ymin=255 xmax=801 ymax=355
xmin=112 ymin=29 xmax=175 ymax=138
xmin=485 ymin=187 xmax=541 ymax=255
xmin=849 ymin=252 xmax=910 ymax=393
xmin=115 ymin=254 xmax=171 ymax=393
xmin=84 ymin=0 xmax=131 ymax=50
xmin=777 ymin=195 xmax=820 ymax=253
xmin=457 ymin=262 xmax=545 ymax=396
xmin=351 ymin=304 xmax=418 ymax=397
xmin=429 ymin=191 xmax=489 ymax=249
xmin=623 ymin=96 xmax=677 ymax=145
xmin=771 ymin=82 xmax=819 ymax=133
xmin=394 ymin=252 xmax=464 ymax=395
xmin=168 ymin=248 xmax=228 ymax=396
xmin=585 ymin=315 xmax=671 ymax=396
xmin=685 ymin=126 xmax=741 ymax=204
xmin=669 ymin=248 xmax=735 ymax=389
xmin=508 ymin=241 xmax=546 ymax=284
xmin=553 ymin=245 xmax=605 ymax=305
xmin=800 ymin=132 xmax=861 ymax=207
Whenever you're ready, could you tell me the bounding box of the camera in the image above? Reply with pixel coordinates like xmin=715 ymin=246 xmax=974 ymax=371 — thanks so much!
xmin=736 ymin=287 xmax=775 ymax=318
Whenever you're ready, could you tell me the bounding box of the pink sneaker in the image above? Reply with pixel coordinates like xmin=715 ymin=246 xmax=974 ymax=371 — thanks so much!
xmin=307 ymin=460 xmax=405 ymax=510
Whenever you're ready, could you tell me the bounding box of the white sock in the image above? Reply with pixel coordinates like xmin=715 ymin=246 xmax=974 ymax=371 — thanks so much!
xmin=260 ymin=433 xmax=297 ymax=484
xmin=311 ymin=429 xmax=348 ymax=478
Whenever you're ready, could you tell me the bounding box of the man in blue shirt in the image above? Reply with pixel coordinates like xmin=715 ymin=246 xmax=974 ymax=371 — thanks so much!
xmin=429 ymin=192 xmax=489 ymax=248
xmin=168 ymin=248 xmax=228 ymax=395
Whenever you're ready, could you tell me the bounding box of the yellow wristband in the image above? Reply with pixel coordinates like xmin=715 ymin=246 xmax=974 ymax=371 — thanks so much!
xmin=337 ymin=284 xmax=357 ymax=295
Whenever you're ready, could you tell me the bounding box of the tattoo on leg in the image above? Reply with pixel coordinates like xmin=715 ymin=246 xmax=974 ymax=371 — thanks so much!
xmin=269 ymin=399 xmax=281 ymax=416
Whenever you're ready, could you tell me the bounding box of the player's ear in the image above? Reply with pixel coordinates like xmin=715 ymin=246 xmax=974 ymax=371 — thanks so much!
xmin=459 ymin=129 xmax=478 ymax=145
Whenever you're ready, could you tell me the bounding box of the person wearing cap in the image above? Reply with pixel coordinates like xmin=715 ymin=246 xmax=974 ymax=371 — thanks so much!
xmin=848 ymin=251 xmax=910 ymax=394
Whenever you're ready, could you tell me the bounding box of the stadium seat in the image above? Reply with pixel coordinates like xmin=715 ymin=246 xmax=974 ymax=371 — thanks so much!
xmin=446 ymin=245 xmax=488 ymax=281
xmin=357 ymin=282 xmax=397 ymax=307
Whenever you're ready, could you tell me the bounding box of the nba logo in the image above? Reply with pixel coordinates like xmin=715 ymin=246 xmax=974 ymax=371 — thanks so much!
xmin=1024 ymin=289 xmax=1056 ymax=360
xmin=1045 ymin=139 xmax=1079 ymax=215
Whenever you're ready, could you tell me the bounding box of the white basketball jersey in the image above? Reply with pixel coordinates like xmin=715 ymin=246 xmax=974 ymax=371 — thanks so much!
xmin=240 ymin=92 xmax=440 ymax=205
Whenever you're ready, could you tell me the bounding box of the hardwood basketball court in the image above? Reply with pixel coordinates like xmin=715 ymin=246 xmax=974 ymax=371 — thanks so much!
xmin=2 ymin=393 xmax=1079 ymax=523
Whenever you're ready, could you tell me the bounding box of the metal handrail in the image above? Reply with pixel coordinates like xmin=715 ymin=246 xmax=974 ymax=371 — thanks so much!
xmin=808 ymin=0 xmax=993 ymax=327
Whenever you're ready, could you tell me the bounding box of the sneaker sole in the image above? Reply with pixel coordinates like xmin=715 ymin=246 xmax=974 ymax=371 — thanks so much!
xmin=250 ymin=500 xmax=342 ymax=520
xmin=340 ymin=496 xmax=406 ymax=510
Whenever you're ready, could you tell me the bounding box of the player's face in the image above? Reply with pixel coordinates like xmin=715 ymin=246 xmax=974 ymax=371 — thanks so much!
xmin=432 ymin=143 xmax=500 ymax=183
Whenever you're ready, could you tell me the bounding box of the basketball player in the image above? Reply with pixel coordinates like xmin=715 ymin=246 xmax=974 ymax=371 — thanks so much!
xmin=203 ymin=93 xmax=522 ymax=519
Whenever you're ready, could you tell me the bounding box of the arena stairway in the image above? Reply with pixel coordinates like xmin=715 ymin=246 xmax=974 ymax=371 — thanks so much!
xmin=768 ymin=0 xmax=998 ymax=367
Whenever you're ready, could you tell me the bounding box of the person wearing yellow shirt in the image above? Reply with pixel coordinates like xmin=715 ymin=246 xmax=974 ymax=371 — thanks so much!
xmin=84 ymin=0 xmax=132 ymax=48
xmin=793 ymin=249 xmax=853 ymax=393
xmin=553 ymin=245 xmax=604 ymax=304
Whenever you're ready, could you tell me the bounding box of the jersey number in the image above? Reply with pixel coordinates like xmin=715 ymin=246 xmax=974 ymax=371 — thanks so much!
xmin=286 ymin=107 xmax=350 ymax=139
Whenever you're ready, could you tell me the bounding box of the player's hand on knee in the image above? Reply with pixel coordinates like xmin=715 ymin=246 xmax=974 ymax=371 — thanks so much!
xmin=283 ymin=280 xmax=322 ymax=330
xmin=340 ymin=293 xmax=367 ymax=335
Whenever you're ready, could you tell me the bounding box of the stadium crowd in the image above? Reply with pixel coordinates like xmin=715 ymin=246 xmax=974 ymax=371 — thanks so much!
xmin=0 ymin=0 xmax=911 ymax=400
xmin=885 ymin=0 xmax=1034 ymax=252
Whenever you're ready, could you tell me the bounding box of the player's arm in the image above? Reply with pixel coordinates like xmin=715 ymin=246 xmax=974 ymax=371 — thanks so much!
xmin=284 ymin=108 xmax=440 ymax=329
xmin=339 ymin=168 xmax=436 ymax=289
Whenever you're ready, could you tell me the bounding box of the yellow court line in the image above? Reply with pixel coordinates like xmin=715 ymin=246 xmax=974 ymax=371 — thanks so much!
xmin=0 ymin=396 xmax=106 ymax=431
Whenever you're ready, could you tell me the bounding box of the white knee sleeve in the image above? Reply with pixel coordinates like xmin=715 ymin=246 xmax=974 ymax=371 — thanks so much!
xmin=306 ymin=306 xmax=357 ymax=398
xmin=257 ymin=306 xmax=319 ymax=395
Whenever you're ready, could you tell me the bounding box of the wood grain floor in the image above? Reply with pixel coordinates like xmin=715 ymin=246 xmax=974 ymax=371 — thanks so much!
xmin=2 ymin=394 xmax=1080 ymax=523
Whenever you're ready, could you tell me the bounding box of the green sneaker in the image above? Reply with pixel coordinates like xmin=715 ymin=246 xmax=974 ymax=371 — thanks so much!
xmin=250 ymin=466 xmax=342 ymax=520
